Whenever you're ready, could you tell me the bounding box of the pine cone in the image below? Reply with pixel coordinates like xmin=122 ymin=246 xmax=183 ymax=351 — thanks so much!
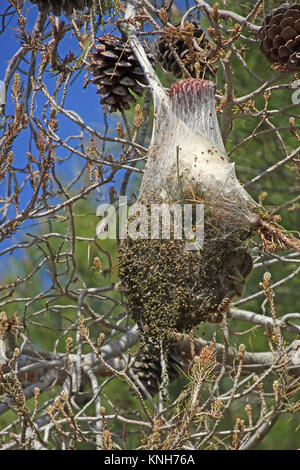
xmin=132 ymin=341 xmax=182 ymax=397
xmin=157 ymin=22 xmax=214 ymax=79
xmin=259 ymin=3 xmax=300 ymax=71
xmin=89 ymin=35 xmax=155 ymax=112
xmin=30 ymin=0 xmax=93 ymax=15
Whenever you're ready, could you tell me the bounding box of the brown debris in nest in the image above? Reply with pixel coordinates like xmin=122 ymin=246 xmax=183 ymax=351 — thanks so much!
xmin=117 ymin=194 xmax=254 ymax=397
xmin=254 ymin=211 xmax=300 ymax=252
xmin=118 ymin=217 xmax=253 ymax=340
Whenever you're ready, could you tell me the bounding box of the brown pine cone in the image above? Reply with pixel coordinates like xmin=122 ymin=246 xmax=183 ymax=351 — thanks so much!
xmin=157 ymin=22 xmax=215 ymax=79
xmin=89 ymin=35 xmax=155 ymax=112
xmin=132 ymin=340 xmax=182 ymax=397
xmin=259 ymin=3 xmax=300 ymax=71
xmin=30 ymin=0 xmax=93 ymax=15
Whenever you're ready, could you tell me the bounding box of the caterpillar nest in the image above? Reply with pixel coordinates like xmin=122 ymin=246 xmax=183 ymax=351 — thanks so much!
xmin=117 ymin=76 xmax=300 ymax=397
xmin=118 ymin=78 xmax=257 ymax=333
xmin=118 ymin=78 xmax=260 ymax=396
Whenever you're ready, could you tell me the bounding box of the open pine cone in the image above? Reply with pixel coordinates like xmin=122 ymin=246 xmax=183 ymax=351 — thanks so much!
xmin=89 ymin=35 xmax=155 ymax=112
xmin=157 ymin=22 xmax=215 ymax=79
xmin=30 ymin=0 xmax=93 ymax=15
xmin=259 ymin=3 xmax=300 ymax=71
xmin=132 ymin=341 xmax=183 ymax=397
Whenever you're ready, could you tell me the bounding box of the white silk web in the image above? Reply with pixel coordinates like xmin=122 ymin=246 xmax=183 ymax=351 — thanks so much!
xmin=139 ymin=78 xmax=257 ymax=235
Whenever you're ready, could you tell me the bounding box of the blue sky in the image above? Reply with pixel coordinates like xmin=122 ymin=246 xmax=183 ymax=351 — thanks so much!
xmin=0 ymin=1 xmax=121 ymax=258
xmin=0 ymin=0 xmax=200 ymax=269
xmin=0 ymin=0 xmax=196 ymax=188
